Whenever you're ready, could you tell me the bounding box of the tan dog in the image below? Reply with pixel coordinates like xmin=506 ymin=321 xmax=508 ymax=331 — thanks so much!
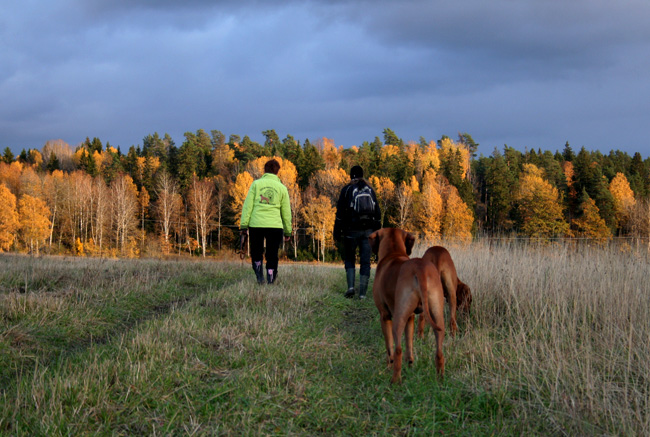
xmin=417 ymin=246 xmax=473 ymax=338
xmin=369 ymin=228 xmax=446 ymax=383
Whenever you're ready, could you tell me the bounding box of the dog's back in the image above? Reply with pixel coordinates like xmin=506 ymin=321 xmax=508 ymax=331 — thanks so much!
xmin=422 ymin=246 xmax=459 ymax=300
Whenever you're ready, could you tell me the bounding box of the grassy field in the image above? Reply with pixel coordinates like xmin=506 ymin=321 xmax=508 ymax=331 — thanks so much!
xmin=1 ymin=241 xmax=649 ymax=435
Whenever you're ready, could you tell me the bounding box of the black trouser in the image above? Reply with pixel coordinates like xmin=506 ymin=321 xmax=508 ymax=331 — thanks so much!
xmin=343 ymin=229 xmax=373 ymax=277
xmin=249 ymin=227 xmax=284 ymax=271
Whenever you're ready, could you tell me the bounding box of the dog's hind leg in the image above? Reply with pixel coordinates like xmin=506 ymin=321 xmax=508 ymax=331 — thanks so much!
xmin=416 ymin=313 xmax=426 ymax=339
xmin=441 ymin=271 xmax=458 ymax=336
xmin=380 ymin=315 xmax=394 ymax=366
xmin=405 ymin=313 xmax=415 ymax=366
xmin=428 ymin=291 xmax=446 ymax=378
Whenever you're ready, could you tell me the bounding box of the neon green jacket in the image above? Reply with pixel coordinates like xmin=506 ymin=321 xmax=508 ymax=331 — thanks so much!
xmin=240 ymin=173 xmax=292 ymax=236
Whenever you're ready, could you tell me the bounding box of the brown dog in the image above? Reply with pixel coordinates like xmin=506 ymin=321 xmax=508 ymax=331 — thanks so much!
xmin=417 ymin=246 xmax=473 ymax=338
xmin=369 ymin=228 xmax=446 ymax=383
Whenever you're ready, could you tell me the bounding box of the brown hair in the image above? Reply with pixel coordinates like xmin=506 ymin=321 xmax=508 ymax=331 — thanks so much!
xmin=264 ymin=159 xmax=281 ymax=175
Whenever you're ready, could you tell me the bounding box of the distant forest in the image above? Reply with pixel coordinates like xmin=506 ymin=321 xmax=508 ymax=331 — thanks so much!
xmin=1 ymin=128 xmax=650 ymax=259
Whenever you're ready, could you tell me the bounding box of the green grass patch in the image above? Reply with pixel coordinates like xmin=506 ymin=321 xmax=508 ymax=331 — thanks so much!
xmin=2 ymin=247 xmax=649 ymax=435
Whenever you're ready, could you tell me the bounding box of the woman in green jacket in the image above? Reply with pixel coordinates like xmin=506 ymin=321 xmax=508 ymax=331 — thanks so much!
xmin=240 ymin=159 xmax=292 ymax=284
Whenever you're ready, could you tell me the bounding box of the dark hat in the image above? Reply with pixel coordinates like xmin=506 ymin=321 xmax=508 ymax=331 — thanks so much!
xmin=350 ymin=165 xmax=363 ymax=179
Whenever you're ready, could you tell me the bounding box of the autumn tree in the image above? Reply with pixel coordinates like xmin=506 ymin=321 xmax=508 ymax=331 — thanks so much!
xmin=368 ymin=175 xmax=395 ymax=227
xmin=110 ymin=174 xmax=139 ymax=256
xmin=287 ymin=182 xmax=303 ymax=259
xmin=312 ymin=168 xmax=348 ymax=203
xmin=628 ymin=198 xmax=650 ymax=250
xmin=572 ymin=147 xmax=616 ymax=229
xmin=571 ymin=192 xmax=612 ymax=245
xmin=154 ymin=171 xmax=182 ymax=254
xmin=0 ymin=161 xmax=23 ymax=196
xmin=19 ymin=166 xmax=43 ymax=199
xmin=320 ymin=138 xmax=340 ymax=170
xmin=188 ymin=175 xmax=216 ymax=257
xmin=19 ymin=194 xmax=51 ymax=254
xmin=416 ymin=170 xmax=443 ymax=242
xmin=42 ymin=170 xmax=65 ymax=248
xmin=394 ymin=176 xmax=419 ymax=231
xmin=212 ymin=175 xmax=229 ymax=250
xmin=609 ymin=172 xmax=636 ymax=233
xmin=0 ymin=184 xmax=19 ymax=251
xmin=440 ymin=183 xmax=474 ymax=243
xmin=302 ymin=195 xmax=336 ymax=262
xmin=138 ymin=185 xmax=150 ymax=252
xmin=230 ymin=171 xmax=253 ymax=225
xmin=91 ymin=175 xmax=111 ymax=255
xmin=515 ymin=164 xmax=569 ymax=240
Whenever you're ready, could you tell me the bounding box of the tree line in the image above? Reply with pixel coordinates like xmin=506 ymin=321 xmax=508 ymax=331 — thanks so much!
xmin=1 ymin=129 xmax=650 ymax=259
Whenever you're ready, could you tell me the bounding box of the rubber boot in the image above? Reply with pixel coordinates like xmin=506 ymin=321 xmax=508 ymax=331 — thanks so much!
xmin=359 ymin=275 xmax=370 ymax=300
xmin=267 ymin=268 xmax=277 ymax=284
xmin=344 ymin=268 xmax=355 ymax=298
xmin=252 ymin=261 xmax=265 ymax=285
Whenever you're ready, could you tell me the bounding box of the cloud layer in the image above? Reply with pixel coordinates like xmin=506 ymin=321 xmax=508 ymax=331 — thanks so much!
xmin=2 ymin=0 xmax=649 ymax=156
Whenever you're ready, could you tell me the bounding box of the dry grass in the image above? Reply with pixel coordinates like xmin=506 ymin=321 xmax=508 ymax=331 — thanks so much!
xmin=413 ymin=240 xmax=650 ymax=435
xmin=1 ymin=242 xmax=649 ymax=434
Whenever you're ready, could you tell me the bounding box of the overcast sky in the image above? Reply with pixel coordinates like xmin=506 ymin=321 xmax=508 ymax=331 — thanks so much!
xmin=2 ymin=0 xmax=649 ymax=158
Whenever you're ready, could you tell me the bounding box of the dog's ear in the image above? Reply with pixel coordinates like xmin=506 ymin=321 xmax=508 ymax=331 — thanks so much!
xmin=368 ymin=230 xmax=380 ymax=255
xmin=405 ymin=232 xmax=416 ymax=256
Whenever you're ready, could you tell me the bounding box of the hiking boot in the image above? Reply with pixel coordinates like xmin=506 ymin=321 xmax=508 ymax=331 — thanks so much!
xmin=344 ymin=268 xmax=356 ymax=298
xmin=267 ymin=268 xmax=277 ymax=284
xmin=252 ymin=261 xmax=265 ymax=285
xmin=358 ymin=274 xmax=370 ymax=300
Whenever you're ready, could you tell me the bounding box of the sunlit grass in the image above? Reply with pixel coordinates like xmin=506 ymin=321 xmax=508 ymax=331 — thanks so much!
xmin=1 ymin=243 xmax=649 ymax=435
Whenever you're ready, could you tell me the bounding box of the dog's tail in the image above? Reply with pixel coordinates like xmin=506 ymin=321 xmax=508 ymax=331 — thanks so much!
xmin=414 ymin=265 xmax=440 ymax=330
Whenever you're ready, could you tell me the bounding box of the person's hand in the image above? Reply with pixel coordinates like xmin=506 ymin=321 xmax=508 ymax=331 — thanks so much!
xmin=284 ymin=235 xmax=291 ymax=242
xmin=240 ymin=229 xmax=248 ymax=236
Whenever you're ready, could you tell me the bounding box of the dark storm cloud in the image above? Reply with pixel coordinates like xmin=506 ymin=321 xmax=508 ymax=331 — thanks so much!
xmin=1 ymin=0 xmax=649 ymax=156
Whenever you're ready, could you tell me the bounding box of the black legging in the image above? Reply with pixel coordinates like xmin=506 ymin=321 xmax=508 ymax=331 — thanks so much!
xmin=249 ymin=227 xmax=284 ymax=270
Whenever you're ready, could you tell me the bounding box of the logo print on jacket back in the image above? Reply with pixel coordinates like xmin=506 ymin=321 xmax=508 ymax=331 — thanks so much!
xmin=259 ymin=188 xmax=276 ymax=205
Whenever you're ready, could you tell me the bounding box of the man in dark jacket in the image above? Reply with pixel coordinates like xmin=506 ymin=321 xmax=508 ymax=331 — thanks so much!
xmin=333 ymin=165 xmax=382 ymax=299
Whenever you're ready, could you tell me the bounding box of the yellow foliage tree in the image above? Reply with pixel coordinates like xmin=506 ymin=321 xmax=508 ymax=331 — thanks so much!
xmin=440 ymin=185 xmax=473 ymax=243
xmin=369 ymin=175 xmax=395 ymax=226
xmin=287 ymin=182 xmax=303 ymax=259
xmin=19 ymin=166 xmax=43 ymax=198
xmin=154 ymin=171 xmax=182 ymax=254
xmin=516 ymin=164 xmax=569 ymax=240
xmin=211 ymin=142 xmax=236 ymax=177
xmin=19 ymin=194 xmax=52 ymax=254
xmin=28 ymin=150 xmax=43 ymax=168
xmin=110 ymin=174 xmax=139 ymax=256
xmin=188 ymin=176 xmax=216 ymax=257
xmin=572 ymin=196 xmax=612 ymax=245
xmin=0 ymin=184 xmax=19 ymax=251
xmin=302 ymin=195 xmax=336 ymax=262
xmin=417 ymin=170 xmax=444 ymax=242
xmin=245 ymin=156 xmax=297 ymax=187
xmin=313 ymin=168 xmax=348 ymax=202
xmin=395 ymin=180 xmax=415 ymax=231
xmin=609 ymin=172 xmax=636 ymax=231
xmin=0 ymin=161 xmax=24 ymax=196
xmin=381 ymin=144 xmax=400 ymax=159
xmin=230 ymin=171 xmax=254 ymax=225
xmin=321 ymin=138 xmax=340 ymax=170
xmin=439 ymin=137 xmax=470 ymax=179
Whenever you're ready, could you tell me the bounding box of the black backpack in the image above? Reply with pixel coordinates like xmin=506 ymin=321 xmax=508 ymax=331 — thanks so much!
xmin=349 ymin=184 xmax=376 ymax=220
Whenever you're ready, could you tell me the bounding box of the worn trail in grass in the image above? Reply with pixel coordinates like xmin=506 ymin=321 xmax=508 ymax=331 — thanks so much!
xmin=6 ymin=244 xmax=647 ymax=435
xmin=1 ymin=256 xmax=521 ymax=435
